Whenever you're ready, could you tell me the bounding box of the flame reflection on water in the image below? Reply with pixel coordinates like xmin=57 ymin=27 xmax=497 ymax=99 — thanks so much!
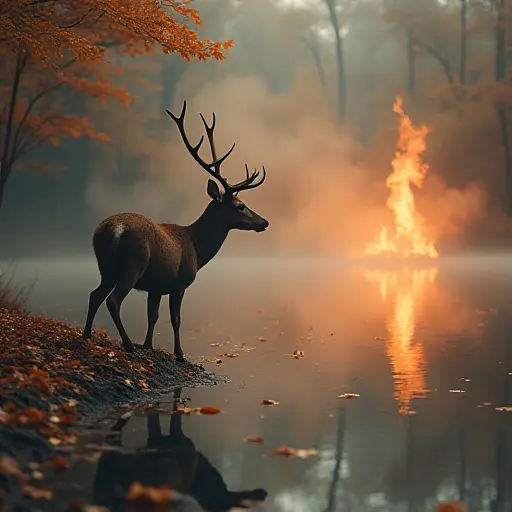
xmin=365 ymin=267 xmax=438 ymax=414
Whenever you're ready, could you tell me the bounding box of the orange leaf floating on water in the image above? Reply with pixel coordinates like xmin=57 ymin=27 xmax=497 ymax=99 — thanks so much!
xmin=258 ymin=337 xmax=267 ymax=342
xmin=210 ymin=343 xmax=221 ymax=347
xmin=435 ymin=502 xmax=468 ymax=512
xmin=268 ymin=445 xmax=319 ymax=458
xmin=225 ymin=353 xmax=239 ymax=358
xmin=245 ymin=436 xmax=265 ymax=443
xmin=261 ymin=399 xmax=279 ymax=406
xmin=177 ymin=407 xmax=199 ymax=415
xmin=126 ymin=481 xmax=176 ymax=503
xmin=199 ymin=406 xmax=221 ymax=415
xmin=496 ymin=406 xmax=512 ymax=412
xmin=338 ymin=393 xmax=360 ymax=399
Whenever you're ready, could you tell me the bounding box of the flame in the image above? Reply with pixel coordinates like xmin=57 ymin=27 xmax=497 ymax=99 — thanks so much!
xmin=365 ymin=96 xmax=438 ymax=258
xmin=365 ymin=268 xmax=437 ymax=414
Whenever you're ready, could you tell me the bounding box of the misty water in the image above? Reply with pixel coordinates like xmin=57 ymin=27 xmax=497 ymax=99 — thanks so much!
xmin=7 ymin=256 xmax=512 ymax=511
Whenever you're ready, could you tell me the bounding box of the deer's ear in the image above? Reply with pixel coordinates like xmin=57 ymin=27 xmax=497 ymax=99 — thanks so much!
xmin=207 ymin=179 xmax=222 ymax=201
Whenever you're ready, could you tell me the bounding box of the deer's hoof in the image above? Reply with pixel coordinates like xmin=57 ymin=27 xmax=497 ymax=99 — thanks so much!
xmin=123 ymin=342 xmax=136 ymax=353
xmin=174 ymin=354 xmax=187 ymax=364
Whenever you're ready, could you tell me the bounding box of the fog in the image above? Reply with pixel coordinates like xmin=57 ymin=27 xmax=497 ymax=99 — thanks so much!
xmin=0 ymin=0 xmax=508 ymax=258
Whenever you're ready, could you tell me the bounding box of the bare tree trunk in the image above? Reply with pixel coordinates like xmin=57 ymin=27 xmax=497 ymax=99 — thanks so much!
xmin=0 ymin=49 xmax=25 ymax=211
xmin=497 ymin=107 xmax=512 ymax=215
xmin=407 ymin=27 xmax=416 ymax=92
xmin=326 ymin=0 xmax=346 ymax=123
xmin=493 ymin=0 xmax=512 ymax=215
xmin=460 ymin=0 xmax=468 ymax=85
xmin=494 ymin=0 xmax=507 ymax=82
xmin=303 ymin=34 xmax=328 ymax=99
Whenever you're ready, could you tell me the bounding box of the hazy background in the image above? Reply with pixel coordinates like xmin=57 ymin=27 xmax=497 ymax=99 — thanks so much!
xmin=0 ymin=0 xmax=509 ymax=258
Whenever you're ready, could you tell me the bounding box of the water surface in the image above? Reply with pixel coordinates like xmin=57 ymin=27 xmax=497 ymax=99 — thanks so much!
xmin=7 ymin=256 xmax=512 ymax=511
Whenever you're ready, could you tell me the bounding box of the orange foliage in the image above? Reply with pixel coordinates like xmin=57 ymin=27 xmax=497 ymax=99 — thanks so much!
xmin=0 ymin=54 xmax=125 ymax=177
xmin=0 ymin=0 xmax=233 ymax=209
xmin=0 ymin=0 xmax=233 ymax=68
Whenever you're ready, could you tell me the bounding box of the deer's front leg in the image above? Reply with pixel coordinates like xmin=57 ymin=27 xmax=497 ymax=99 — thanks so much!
xmin=143 ymin=293 xmax=162 ymax=349
xmin=169 ymin=289 xmax=186 ymax=362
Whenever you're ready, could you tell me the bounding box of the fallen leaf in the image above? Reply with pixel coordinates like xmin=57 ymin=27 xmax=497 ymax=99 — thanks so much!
xmin=261 ymin=399 xmax=279 ymax=406
xmin=225 ymin=353 xmax=239 ymax=358
xmin=258 ymin=337 xmax=267 ymax=342
xmin=267 ymin=445 xmax=318 ymax=458
xmin=48 ymin=437 xmax=61 ymax=446
xmin=50 ymin=455 xmax=69 ymax=470
xmin=295 ymin=448 xmax=319 ymax=459
xmin=209 ymin=343 xmax=221 ymax=347
xmin=0 ymin=456 xmax=24 ymax=478
xmin=177 ymin=407 xmax=199 ymax=415
xmin=245 ymin=436 xmax=265 ymax=443
xmin=199 ymin=406 xmax=221 ymax=415
xmin=495 ymin=406 xmax=512 ymax=412
xmin=293 ymin=349 xmax=305 ymax=359
xmin=435 ymin=502 xmax=468 ymax=512
xmin=23 ymin=484 xmax=53 ymax=500
xmin=126 ymin=482 xmax=176 ymax=503
xmin=449 ymin=389 xmax=466 ymax=393
xmin=338 ymin=393 xmax=360 ymax=399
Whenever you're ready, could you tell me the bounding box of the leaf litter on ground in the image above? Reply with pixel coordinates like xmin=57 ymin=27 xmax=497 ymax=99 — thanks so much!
xmin=0 ymin=307 xmax=227 ymax=506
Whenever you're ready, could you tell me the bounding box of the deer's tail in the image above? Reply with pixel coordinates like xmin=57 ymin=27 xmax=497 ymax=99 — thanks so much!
xmin=92 ymin=219 xmax=127 ymax=282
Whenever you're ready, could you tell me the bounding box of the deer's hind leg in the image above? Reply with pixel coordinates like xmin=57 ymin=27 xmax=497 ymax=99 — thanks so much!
xmin=106 ymin=263 xmax=147 ymax=353
xmin=83 ymin=279 xmax=115 ymax=340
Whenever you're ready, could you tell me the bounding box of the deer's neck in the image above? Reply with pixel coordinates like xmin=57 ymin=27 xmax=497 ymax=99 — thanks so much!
xmin=186 ymin=203 xmax=229 ymax=270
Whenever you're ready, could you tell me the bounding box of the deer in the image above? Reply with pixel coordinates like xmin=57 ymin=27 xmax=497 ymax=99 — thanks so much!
xmin=82 ymin=101 xmax=269 ymax=362
xmin=93 ymin=388 xmax=268 ymax=511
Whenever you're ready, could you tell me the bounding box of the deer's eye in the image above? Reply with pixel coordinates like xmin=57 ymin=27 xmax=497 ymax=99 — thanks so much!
xmin=236 ymin=203 xmax=245 ymax=211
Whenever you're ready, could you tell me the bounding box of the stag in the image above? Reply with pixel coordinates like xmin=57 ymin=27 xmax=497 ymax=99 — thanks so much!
xmin=82 ymin=101 xmax=268 ymax=361
xmin=93 ymin=388 xmax=268 ymax=511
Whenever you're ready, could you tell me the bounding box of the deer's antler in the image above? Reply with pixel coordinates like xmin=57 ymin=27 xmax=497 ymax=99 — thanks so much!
xmin=166 ymin=101 xmax=266 ymax=196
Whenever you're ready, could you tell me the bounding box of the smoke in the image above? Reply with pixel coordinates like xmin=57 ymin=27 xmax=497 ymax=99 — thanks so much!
xmin=86 ymin=65 xmax=488 ymax=258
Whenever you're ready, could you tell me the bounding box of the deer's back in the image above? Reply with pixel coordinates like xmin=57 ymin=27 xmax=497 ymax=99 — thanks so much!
xmin=94 ymin=212 xmax=198 ymax=294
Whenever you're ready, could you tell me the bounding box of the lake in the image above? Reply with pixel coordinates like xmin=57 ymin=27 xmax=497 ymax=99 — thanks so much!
xmin=5 ymin=256 xmax=512 ymax=511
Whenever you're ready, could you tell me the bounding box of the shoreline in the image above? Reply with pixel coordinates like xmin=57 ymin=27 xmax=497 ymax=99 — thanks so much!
xmin=0 ymin=308 xmax=228 ymax=509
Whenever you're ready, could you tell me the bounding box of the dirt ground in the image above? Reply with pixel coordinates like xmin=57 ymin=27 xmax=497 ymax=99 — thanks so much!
xmin=0 ymin=308 xmax=228 ymax=510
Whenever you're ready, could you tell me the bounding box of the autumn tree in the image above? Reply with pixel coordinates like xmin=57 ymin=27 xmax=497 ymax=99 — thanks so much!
xmin=0 ymin=0 xmax=233 ymax=210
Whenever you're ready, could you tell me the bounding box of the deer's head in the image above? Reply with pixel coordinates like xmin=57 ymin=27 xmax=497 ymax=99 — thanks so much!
xmin=166 ymin=102 xmax=269 ymax=233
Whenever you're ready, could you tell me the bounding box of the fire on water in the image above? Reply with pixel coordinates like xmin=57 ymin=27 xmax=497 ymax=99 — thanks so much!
xmin=365 ymin=96 xmax=438 ymax=259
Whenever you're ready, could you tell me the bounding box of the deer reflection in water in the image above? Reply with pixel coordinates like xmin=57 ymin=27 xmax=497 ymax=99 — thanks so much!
xmin=93 ymin=388 xmax=268 ymax=511
xmin=365 ymin=267 xmax=437 ymax=415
